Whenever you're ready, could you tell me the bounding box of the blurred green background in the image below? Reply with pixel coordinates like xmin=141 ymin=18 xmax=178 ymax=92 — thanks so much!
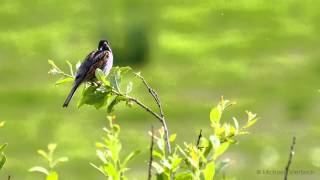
xmin=0 ymin=0 xmax=320 ymax=179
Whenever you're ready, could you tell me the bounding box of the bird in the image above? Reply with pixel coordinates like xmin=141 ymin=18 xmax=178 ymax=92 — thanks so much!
xmin=63 ymin=40 xmax=113 ymax=107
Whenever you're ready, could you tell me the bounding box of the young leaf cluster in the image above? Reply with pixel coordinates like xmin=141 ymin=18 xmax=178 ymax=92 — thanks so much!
xmin=0 ymin=121 xmax=7 ymax=171
xmin=29 ymin=144 xmax=68 ymax=180
xmin=150 ymin=97 xmax=258 ymax=180
xmin=90 ymin=116 xmax=140 ymax=179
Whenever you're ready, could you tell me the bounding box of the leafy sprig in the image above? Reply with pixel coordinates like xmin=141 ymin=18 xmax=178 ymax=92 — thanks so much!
xmin=48 ymin=60 xmax=258 ymax=180
xmin=29 ymin=144 xmax=68 ymax=180
xmin=90 ymin=116 xmax=140 ymax=179
xmin=150 ymin=97 xmax=258 ymax=179
xmin=0 ymin=121 xmax=7 ymax=171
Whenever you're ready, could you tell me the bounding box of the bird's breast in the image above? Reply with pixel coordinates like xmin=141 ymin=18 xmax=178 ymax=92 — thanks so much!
xmin=103 ymin=52 xmax=113 ymax=76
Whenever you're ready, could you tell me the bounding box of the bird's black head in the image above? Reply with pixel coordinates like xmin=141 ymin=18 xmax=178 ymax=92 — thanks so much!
xmin=98 ymin=40 xmax=111 ymax=51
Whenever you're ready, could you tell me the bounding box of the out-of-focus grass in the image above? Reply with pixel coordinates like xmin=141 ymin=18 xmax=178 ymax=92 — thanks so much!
xmin=0 ymin=0 xmax=320 ymax=179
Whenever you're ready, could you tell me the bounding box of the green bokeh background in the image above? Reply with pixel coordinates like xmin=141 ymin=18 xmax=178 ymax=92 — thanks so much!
xmin=0 ymin=0 xmax=319 ymax=179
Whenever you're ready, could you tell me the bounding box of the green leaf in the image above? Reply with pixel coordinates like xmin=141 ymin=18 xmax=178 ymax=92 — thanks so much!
xmin=90 ymin=163 xmax=107 ymax=176
xmin=152 ymin=150 xmax=163 ymax=159
xmin=126 ymin=81 xmax=133 ymax=94
xmin=156 ymin=173 xmax=169 ymax=180
xmin=224 ymin=123 xmax=231 ymax=137
xmin=156 ymin=138 xmax=165 ymax=152
xmin=233 ymin=117 xmax=239 ymax=132
xmin=122 ymin=150 xmax=140 ymax=167
xmin=0 ymin=153 xmax=6 ymax=170
xmin=46 ymin=171 xmax=58 ymax=180
xmin=243 ymin=118 xmax=258 ymax=129
xmin=175 ymin=172 xmax=193 ymax=180
xmin=171 ymin=157 xmax=182 ymax=171
xmin=107 ymin=66 xmax=132 ymax=92
xmin=37 ymin=150 xmax=48 ymax=160
xmin=48 ymin=144 xmax=57 ymax=153
xmin=95 ymin=68 xmax=110 ymax=86
xmin=29 ymin=166 xmax=49 ymax=175
xmin=214 ymin=142 xmax=229 ymax=159
xmin=48 ymin=60 xmax=62 ymax=75
xmin=57 ymin=157 xmax=68 ymax=162
xmin=242 ymin=111 xmax=258 ymax=129
xmin=152 ymin=162 xmax=164 ymax=174
xmin=48 ymin=60 xmax=59 ymax=70
xmin=55 ymin=77 xmax=74 ymax=85
xmin=169 ymin=133 xmax=177 ymax=142
xmin=209 ymin=135 xmax=220 ymax=149
xmin=115 ymin=70 xmax=121 ymax=90
xmin=202 ymin=138 xmax=213 ymax=158
xmin=0 ymin=143 xmax=8 ymax=152
xmin=203 ymin=161 xmax=215 ymax=180
xmin=103 ymin=164 xmax=118 ymax=178
xmin=119 ymin=66 xmax=132 ymax=74
xmin=66 ymin=61 xmax=74 ymax=76
xmin=210 ymin=107 xmax=221 ymax=123
xmin=108 ymin=68 xmax=121 ymax=92
xmin=51 ymin=157 xmax=69 ymax=167
xmin=78 ymin=86 xmax=111 ymax=109
xmin=162 ymin=159 xmax=171 ymax=169
xmin=96 ymin=150 xmax=107 ymax=164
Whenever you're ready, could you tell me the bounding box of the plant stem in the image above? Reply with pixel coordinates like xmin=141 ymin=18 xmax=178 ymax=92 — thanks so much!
xmin=284 ymin=136 xmax=296 ymax=180
xmin=111 ymin=73 xmax=172 ymax=154
xmin=134 ymin=73 xmax=171 ymax=154
xmin=148 ymin=126 xmax=154 ymax=180
xmin=196 ymin=129 xmax=203 ymax=148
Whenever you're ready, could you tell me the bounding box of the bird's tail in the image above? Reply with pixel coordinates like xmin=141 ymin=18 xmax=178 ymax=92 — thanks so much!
xmin=63 ymin=82 xmax=81 ymax=108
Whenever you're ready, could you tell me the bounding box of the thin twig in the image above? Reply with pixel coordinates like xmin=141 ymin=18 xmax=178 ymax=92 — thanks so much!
xmin=110 ymin=73 xmax=171 ymax=154
xmin=196 ymin=129 xmax=203 ymax=148
xmin=112 ymin=90 xmax=162 ymax=121
xmin=135 ymin=73 xmax=171 ymax=154
xmin=8 ymin=175 xmax=10 ymax=180
xmin=58 ymin=71 xmax=74 ymax=78
xmin=284 ymin=136 xmax=296 ymax=180
xmin=148 ymin=126 xmax=154 ymax=180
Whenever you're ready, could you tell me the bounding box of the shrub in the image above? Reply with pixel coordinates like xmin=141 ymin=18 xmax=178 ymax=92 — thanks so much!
xmin=47 ymin=60 xmax=258 ymax=179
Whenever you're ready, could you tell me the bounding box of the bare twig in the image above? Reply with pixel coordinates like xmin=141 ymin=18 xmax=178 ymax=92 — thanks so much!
xmin=112 ymin=90 xmax=162 ymax=122
xmin=284 ymin=136 xmax=296 ymax=180
xmin=135 ymin=73 xmax=171 ymax=154
xmin=196 ymin=129 xmax=203 ymax=148
xmin=110 ymin=73 xmax=171 ymax=154
xmin=8 ymin=175 xmax=10 ymax=180
xmin=148 ymin=126 xmax=154 ymax=180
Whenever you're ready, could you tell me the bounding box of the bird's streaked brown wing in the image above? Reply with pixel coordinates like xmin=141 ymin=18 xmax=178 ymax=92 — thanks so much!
xmin=83 ymin=51 xmax=109 ymax=81
xmin=75 ymin=50 xmax=109 ymax=82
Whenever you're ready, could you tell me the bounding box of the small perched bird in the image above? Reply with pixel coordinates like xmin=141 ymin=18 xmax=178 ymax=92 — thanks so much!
xmin=63 ymin=40 xmax=113 ymax=107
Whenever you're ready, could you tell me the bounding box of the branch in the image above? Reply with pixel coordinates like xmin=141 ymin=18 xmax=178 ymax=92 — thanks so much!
xmin=135 ymin=73 xmax=164 ymax=117
xmin=111 ymin=90 xmax=162 ymax=123
xmin=134 ymin=73 xmax=171 ymax=154
xmin=109 ymin=72 xmax=171 ymax=154
xmin=147 ymin=126 xmax=154 ymax=180
xmin=284 ymin=136 xmax=296 ymax=180
xmin=196 ymin=129 xmax=203 ymax=148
